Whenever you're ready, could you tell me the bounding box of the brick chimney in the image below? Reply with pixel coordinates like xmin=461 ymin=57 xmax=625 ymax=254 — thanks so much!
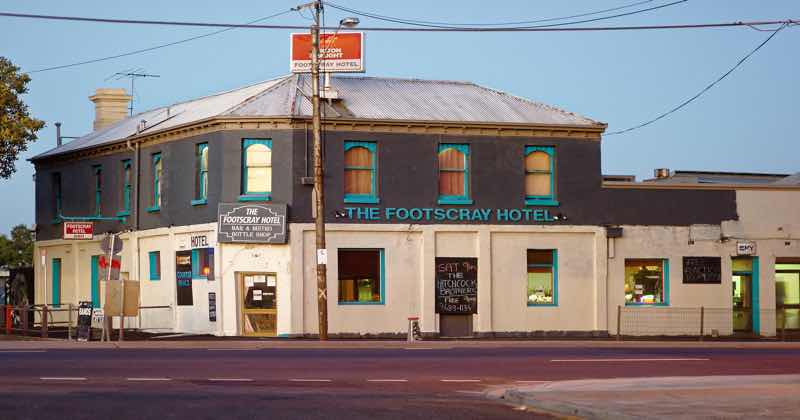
xmin=89 ymin=88 xmax=131 ymax=131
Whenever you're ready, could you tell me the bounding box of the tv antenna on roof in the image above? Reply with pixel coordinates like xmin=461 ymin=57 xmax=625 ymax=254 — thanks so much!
xmin=106 ymin=68 xmax=160 ymax=115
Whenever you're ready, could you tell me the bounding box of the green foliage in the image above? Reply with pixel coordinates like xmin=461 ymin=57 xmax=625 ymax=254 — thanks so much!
xmin=0 ymin=56 xmax=45 ymax=179
xmin=0 ymin=224 xmax=34 ymax=268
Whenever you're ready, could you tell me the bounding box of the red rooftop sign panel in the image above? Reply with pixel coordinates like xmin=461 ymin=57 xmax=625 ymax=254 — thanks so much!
xmin=63 ymin=222 xmax=94 ymax=240
xmin=290 ymin=32 xmax=365 ymax=73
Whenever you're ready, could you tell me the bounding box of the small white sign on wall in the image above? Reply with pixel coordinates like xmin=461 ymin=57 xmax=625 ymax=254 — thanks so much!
xmin=737 ymin=241 xmax=757 ymax=256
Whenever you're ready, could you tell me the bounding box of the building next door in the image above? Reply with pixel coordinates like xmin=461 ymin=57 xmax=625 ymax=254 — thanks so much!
xmin=239 ymin=273 xmax=277 ymax=336
xmin=732 ymin=257 xmax=759 ymax=334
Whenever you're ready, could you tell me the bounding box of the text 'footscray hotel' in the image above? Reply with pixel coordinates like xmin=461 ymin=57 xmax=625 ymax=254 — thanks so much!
xmin=31 ymin=74 xmax=800 ymax=337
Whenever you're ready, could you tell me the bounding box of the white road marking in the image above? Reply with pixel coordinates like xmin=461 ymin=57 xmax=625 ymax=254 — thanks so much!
xmin=0 ymin=350 xmax=47 ymax=353
xmin=289 ymin=379 xmax=332 ymax=382
xmin=551 ymin=358 xmax=710 ymax=362
xmin=440 ymin=379 xmax=482 ymax=383
xmin=40 ymin=377 xmax=86 ymax=381
xmin=404 ymin=347 xmax=435 ymax=350
xmin=208 ymin=378 xmax=254 ymax=382
xmin=127 ymin=378 xmax=171 ymax=381
xmin=367 ymin=379 xmax=408 ymax=382
xmin=455 ymin=390 xmax=484 ymax=395
xmin=514 ymin=380 xmax=551 ymax=383
xmin=206 ymin=348 xmax=259 ymax=351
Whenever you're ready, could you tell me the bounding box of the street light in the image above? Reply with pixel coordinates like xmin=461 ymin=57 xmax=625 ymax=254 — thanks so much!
xmin=301 ymin=0 xmax=359 ymax=340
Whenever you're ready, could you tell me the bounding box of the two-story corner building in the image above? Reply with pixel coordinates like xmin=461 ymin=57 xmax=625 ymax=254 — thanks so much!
xmin=31 ymin=74 xmax=800 ymax=338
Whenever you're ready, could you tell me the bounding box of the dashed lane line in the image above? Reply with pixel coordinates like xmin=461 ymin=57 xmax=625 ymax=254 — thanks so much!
xmin=440 ymin=379 xmax=482 ymax=383
xmin=514 ymin=380 xmax=551 ymax=383
xmin=367 ymin=379 xmax=408 ymax=382
xmin=208 ymin=378 xmax=254 ymax=382
xmin=40 ymin=377 xmax=87 ymax=381
xmin=127 ymin=378 xmax=172 ymax=381
xmin=0 ymin=350 xmax=47 ymax=353
xmin=206 ymin=348 xmax=260 ymax=351
xmin=551 ymin=358 xmax=710 ymax=362
xmin=289 ymin=379 xmax=333 ymax=382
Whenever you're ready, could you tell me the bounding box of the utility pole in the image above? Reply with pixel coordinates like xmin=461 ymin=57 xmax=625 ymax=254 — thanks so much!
xmin=310 ymin=0 xmax=328 ymax=341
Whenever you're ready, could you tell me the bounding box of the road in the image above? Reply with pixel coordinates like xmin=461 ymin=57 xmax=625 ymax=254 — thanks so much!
xmin=2 ymin=342 xmax=799 ymax=419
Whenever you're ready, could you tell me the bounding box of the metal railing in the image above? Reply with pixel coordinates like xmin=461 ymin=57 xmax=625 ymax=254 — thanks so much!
xmin=1 ymin=303 xmax=174 ymax=340
xmin=615 ymin=305 xmax=797 ymax=340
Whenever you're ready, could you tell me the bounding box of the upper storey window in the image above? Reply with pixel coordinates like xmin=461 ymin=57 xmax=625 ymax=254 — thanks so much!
xmin=240 ymin=139 xmax=272 ymax=202
xmin=147 ymin=153 xmax=162 ymax=212
xmin=437 ymin=144 xmax=472 ymax=205
xmin=525 ymin=146 xmax=558 ymax=206
xmin=344 ymin=141 xmax=378 ymax=204
xmin=119 ymin=159 xmax=131 ymax=216
xmin=193 ymin=143 xmax=208 ymax=205
xmin=92 ymin=165 xmax=102 ymax=216
xmin=52 ymin=172 xmax=62 ymax=222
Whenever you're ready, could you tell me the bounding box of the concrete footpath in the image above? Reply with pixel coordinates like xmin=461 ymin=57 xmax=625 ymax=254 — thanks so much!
xmin=497 ymin=374 xmax=800 ymax=420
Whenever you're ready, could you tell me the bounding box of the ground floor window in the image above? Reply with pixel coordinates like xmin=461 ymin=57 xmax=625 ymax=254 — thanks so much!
xmin=192 ymin=248 xmax=214 ymax=279
xmin=527 ymin=249 xmax=557 ymax=306
xmin=338 ymin=249 xmax=384 ymax=304
xmin=149 ymin=251 xmax=161 ymax=280
xmin=776 ymin=258 xmax=800 ymax=330
xmin=625 ymin=259 xmax=668 ymax=305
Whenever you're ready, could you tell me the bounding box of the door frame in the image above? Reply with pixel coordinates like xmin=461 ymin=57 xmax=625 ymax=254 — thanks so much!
xmin=237 ymin=272 xmax=278 ymax=337
xmin=732 ymin=256 xmax=760 ymax=335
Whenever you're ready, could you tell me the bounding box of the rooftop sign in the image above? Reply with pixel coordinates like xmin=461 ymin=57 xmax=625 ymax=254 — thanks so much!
xmin=290 ymin=32 xmax=364 ymax=73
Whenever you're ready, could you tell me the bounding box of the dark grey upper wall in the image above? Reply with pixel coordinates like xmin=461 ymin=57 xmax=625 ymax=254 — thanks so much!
xmin=34 ymin=127 xmax=737 ymax=240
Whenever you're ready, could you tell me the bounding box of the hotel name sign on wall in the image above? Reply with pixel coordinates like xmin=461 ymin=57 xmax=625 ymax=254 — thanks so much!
xmin=343 ymin=207 xmax=559 ymax=223
xmin=217 ymin=203 xmax=287 ymax=244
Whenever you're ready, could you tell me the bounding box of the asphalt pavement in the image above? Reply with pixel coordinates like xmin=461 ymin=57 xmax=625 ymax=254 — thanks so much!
xmin=1 ymin=340 xmax=799 ymax=419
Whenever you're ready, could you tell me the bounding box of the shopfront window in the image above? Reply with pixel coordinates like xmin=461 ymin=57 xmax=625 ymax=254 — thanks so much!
xmin=624 ymin=259 xmax=668 ymax=305
xmin=776 ymin=259 xmax=800 ymax=330
xmin=192 ymin=248 xmax=214 ymax=280
xmin=527 ymin=249 xmax=557 ymax=306
xmin=437 ymin=144 xmax=472 ymax=205
xmin=338 ymin=249 xmax=384 ymax=304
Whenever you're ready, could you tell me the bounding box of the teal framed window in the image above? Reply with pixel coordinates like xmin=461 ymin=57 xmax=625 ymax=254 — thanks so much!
xmin=527 ymin=249 xmax=558 ymax=306
xmin=437 ymin=144 xmax=472 ymax=205
xmin=344 ymin=141 xmax=379 ymax=204
xmin=52 ymin=258 xmax=62 ymax=307
xmin=146 ymin=153 xmax=162 ymax=212
xmin=240 ymin=139 xmax=272 ymax=201
xmin=338 ymin=249 xmax=385 ymax=305
xmin=191 ymin=248 xmax=213 ymax=280
xmin=624 ymin=259 xmax=670 ymax=306
xmin=192 ymin=143 xmax=208 ymax=206
xmin=92 ymin=165 xmax=102 ymax=216
xmin=525 ymin=146 xmax=559 ymax=206
xmin=148 ymin=251 xmax=161 ymax=281
xmin=118 ymin=159 xmax=132 ymax=216
xmin=52 ymin=172 xmax=62 ymax=223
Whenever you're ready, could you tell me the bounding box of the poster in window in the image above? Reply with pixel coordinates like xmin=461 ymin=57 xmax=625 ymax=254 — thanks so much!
xmin=435 ymin=257 xmax=478 ymax=314
xmin=176 ymin=250 xmax=193 ymax=305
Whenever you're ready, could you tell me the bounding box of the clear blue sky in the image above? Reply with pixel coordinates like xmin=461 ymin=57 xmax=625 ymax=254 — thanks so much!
xmin=0 ymin=0 xmax=797 ymax=235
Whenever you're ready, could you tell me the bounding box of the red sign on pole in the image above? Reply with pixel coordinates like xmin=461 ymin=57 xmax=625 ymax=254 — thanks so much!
xmin=63 ymin=222 xmax=94 ymax=240
xmin=290 ymin=32 xmax=365 ymax=73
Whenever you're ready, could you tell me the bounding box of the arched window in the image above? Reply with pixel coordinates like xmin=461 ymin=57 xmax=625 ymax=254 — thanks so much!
xmin=438 ymin=144 xmax=472 ymax=204
xmin=344 ymin=141 xmax=378 ymax=203
xmin=524 ymin=146 xmax=558 ymax=206
xmin=241 ymin=139 xmax=272 ymax=201
xmin=193 ymin=143 xmax=209 ymax=204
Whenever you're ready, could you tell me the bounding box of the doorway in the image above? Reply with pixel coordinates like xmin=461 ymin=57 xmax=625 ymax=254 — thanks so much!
xmin=732 ymin=257 xmax=759 ymax=334
xmin=239 ymin=273 xmax=277 ymax=336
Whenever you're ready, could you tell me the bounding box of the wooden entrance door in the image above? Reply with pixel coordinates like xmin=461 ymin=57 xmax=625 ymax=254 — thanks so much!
xmin=239 ymin=273 xmax=277 ymax=336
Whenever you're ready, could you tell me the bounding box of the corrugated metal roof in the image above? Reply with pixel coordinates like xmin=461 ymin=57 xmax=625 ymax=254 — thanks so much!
xmin=774 ymin=173 xmax=800 ymax=185
xmin=33 ymin=74 xmax=603 ymax=160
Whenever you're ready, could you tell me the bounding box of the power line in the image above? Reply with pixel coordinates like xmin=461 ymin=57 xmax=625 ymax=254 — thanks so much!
xmin=0 ymin=11 xmax=795 ymax=32
xmin=325 ymin=0 xmax=689 ymax=30
xmin=326 ymin=0 xmax=658 ymax=27
xmin=28 ymin=9 xmax=293 ymax=73
xmin=605 ymin=23 xmax=788 ymax=136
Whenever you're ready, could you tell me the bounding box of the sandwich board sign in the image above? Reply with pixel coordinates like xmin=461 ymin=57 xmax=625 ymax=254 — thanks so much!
xmin=290 ymin=32 xmax=364 ymax=73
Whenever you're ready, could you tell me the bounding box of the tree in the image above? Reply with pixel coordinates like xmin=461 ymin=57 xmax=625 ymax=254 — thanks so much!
xmin=0 ymin=224 xmax=34 ymax=268
xmin=0 ymin=57 xmax=45 ymax=179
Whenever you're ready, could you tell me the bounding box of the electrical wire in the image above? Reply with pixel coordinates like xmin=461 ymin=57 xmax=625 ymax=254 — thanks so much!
xmin=0 ymin=11 xmax=795 ymax=32
xmin=326 ymin=0 xmax=657 ymax=27
xmin=27 ymin=9 xmax=294 ymax=73
xmin=325 ymin=0 xmax=688 ymax=29
xmin=605 ymin=23 xmax=788 ymax=136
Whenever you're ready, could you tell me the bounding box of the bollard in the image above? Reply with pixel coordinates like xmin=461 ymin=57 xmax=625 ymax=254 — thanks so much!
xmin=699 ymin=306 xmax=704 ymax=342
xmin=68 ymin=303 xmax=73 ymax=341
xmin=41 ymin=306 xmax=49 ymax=339
xmin=616 ymin=305 xmax=622 ymax=341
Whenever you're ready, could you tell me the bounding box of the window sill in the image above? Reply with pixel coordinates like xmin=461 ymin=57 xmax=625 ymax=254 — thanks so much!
xmin=149 ymin=277 xmax=160 ymax=281
xmin=145 ymin=206 xmax=160 ymax=213
xmin=344 ymin=195 xmax=380 ymax=204
xmin=238 ymin=194 xmax=271 ymax=202
xmin=437 ymin=198 xmax=474 ymax=205
xmin=51 ymin=218 xmax=62 ymax=225
xmin=525 ymin=198 xmax=560 ymax=207
xmin=527 ymin=303 xmax=558 ymax=307
xmin=116 ymin=210 xmax=131 ymax=217
xmin=191 ymin=198 xmax=208 ymax=206
xmin=338 ymin=301 xmax=385 ymax=305
xmin=625 ymin=302 xmax=669 ymax=307
xmin=192 ymin=277 xmax=207 ymax=281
